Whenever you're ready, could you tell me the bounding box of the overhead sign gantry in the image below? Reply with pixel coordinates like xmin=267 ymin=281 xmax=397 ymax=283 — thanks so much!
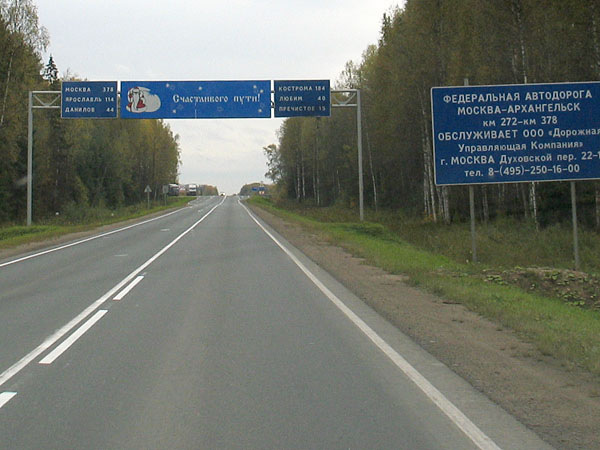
xmin=28 ymin=78 xmax=367 ymax=228
xmin=57 ymin=80 xmax=332 ymax=119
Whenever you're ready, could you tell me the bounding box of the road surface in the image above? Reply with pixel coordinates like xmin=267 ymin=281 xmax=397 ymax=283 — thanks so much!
xmin=0 ymin=197 xmax=552 ymax=449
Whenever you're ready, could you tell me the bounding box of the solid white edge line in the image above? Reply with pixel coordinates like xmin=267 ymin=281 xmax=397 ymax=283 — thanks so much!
xmin=0 ymin=392 xmax=17 ymax=409
xmin=240 ymin=201 xmax=502 ymax=450
xmin=0 ymin=197 xmax=225 ymax=387
xmin=39 ymin=310 xmax=108 ymax=365
xmin=113 ymin=275 xmax=144 ymax=301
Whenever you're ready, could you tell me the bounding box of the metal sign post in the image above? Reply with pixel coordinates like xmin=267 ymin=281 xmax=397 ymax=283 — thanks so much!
xmin=27 ymin=91 xmax=61 ymax=226
xmin=331 ymin=89 xmax=364 ymax=221
xmin=469 ymin=185 xmax=477 ymax=263
xmin=464 ymin=79 xmax=477 ymax=263
xmin=571 ymin=182 xmax=580 ymax=270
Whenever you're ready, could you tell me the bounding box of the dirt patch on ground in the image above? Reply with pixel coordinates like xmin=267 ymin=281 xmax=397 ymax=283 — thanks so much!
xmin=482 ymin=267 xmax=600 ymax=311
xmin=250 ymin=205 xmax=600 ymax=450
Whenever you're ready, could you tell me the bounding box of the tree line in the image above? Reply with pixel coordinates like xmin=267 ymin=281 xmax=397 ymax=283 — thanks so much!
xmin=267 ymin=0 xmax=600 ymax=228
xmin=0 ymin=0 xmax=180 ymax=224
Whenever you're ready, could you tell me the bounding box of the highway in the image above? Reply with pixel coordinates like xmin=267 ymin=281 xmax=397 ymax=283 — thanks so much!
xmin=0 ymin=196 xmax=552 ymax=449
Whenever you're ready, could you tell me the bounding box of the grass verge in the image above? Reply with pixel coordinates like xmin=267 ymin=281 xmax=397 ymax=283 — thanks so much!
xmin=248 ymin=196 xmax=600 ymax=376
xmin=0 ymin=197 xmax=192 ymax=250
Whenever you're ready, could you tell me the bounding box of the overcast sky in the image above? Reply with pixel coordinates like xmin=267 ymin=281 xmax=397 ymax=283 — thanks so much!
xmin=35 ymin=0 xmax=402 ymax=194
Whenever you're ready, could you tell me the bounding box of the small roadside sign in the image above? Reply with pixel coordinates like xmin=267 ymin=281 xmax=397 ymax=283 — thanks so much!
xmin=145 ymin=185 xmax=152 ymax=209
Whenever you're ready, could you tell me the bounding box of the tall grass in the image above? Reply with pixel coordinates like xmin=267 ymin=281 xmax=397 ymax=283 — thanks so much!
xmin=376 ymin=214 xmax=592 ymax=272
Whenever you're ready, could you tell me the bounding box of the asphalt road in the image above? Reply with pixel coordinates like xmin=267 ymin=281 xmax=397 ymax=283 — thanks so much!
xmin=0 ymin=196 xmax=553 ymax=449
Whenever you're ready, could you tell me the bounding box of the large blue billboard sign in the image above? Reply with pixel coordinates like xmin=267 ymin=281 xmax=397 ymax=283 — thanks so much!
xmin=120 ymin=81 xmax=271 ymax=119
xmin=61 ymin=81 xmax=117 ymax=118
xmin=274 ymin=80 xmax=330 ymax=117
xmin=431 ymin=82 xmax=600 ymax=185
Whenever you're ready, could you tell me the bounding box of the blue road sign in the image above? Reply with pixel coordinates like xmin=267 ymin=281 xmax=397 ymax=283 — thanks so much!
xmin=431 ymin=82 xmax=600 ymax=185
xmin=120 ymin=81 xmax=271 ymax=119
xmin=274 ymin=80 xmax=330 ymax=117
xmin=61 ymin=81 xmax=117 ymax=118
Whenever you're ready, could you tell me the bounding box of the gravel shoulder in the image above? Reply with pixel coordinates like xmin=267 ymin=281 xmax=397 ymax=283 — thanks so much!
xmin=249 ymin=204 xmax=600 ymax=450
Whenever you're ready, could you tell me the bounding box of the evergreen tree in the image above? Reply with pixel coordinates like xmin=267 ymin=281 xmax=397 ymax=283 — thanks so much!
xmin=42 ymin=54 xmax=58 ymax=85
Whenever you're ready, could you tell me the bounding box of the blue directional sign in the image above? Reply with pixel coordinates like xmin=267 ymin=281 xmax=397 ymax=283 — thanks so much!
xmin=120 ymin=81 xmax=271 ymax=119
xmin=431 ymin=81 xmax=600 ymax=185
xmin=274 ymin=80 xmax=330 ymax=117
xmin=61 ymin=81 xmax=117 ymax=118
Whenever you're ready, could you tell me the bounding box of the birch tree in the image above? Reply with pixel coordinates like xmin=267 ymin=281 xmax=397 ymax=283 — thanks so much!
xmin=0 ymin=0 xmax=48 ymax=126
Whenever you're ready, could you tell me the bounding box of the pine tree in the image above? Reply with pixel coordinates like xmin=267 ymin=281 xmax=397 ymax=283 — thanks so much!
xmin=42 ymin=54 xmax=58 ymax=85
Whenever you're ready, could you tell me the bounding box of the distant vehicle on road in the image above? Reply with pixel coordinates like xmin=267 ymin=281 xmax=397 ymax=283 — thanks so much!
xmin=185 ymin=184 xmax=198 ymax=196
xmin=168 ymin=184 xmax=180 ymax=196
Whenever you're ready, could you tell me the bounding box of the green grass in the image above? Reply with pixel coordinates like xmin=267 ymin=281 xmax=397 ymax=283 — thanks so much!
xmin=370 ymin=211 xmax=600 ymax=273
xmin=0 ymin=225 xmax=67 ymax=248
xmin=0 ymin=197 xmax=192 ymax=250
xmin=248 ymin=196 xmax=600 ymax=376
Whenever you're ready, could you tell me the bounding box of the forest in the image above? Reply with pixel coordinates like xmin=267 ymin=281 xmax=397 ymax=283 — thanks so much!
xmin=0 ymin=0 xmax=180 ymax=224
xmin=267 ymin=0 xmax=600 ymax=228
